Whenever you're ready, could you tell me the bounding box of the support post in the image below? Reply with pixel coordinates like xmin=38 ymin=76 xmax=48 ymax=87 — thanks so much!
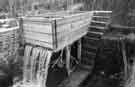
xmin=77 ymin=39 xmax=82 ymax=62
xmin=65 ymin=46 xmax=72 ymax=75
xmin=121 ymin=40 xmax=128 ymax=80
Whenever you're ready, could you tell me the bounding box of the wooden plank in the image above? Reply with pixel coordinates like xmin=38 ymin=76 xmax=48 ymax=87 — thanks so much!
xmin=90 ymin=25 xmax=106 ymax=30
xmin=77 ymin=39 xmax=82 ymax=61
xmin=57 ymin=18 xmax=90 ymax=34
xmin=56 ymin=25 xmax=88 ymax=51
xmin=84 ymin=36 xmax=100 ymax=41
xmin=51 ymin=20 xmax=57 ymax=52
xmin=65 ymin=46 xmax=72 ymax=75
xmin=57 ymin=19 xmax=90 ymax=37
xmin=56 ymin=23 xmax=71 ymax=33
xmin=56 ymin=31 xmax=87 ymax=52
xmin=23 ymin=31 xmax=53 ymax=43
xmin=86 ymin=32 xmax=101 ymax=38
xmin=23 ymin=22 xmax=53 ymax=34
xmin=24 ymin=38 xmax=54 ymax=49
xmin=91 ymin=20 xmax=108 ymax=24
xmin=93 ymin=16 xmax=110 ymax=18
xmin=23 ymin=17 xmax=52 ymax=23
xmin=22 ymin=11 xmax=93 ymax=51
xmin=92 ymin=16 xmax=110 ymax=22
xmin=71 ymin=18 xmax=91 ymax=30
xmin=0 ymin=26 xmax=19 ymax=33
xmin=92 ymin=10 xmax=112 ymax=13
xmin=88 ymin=31 xmax=104 ymax=35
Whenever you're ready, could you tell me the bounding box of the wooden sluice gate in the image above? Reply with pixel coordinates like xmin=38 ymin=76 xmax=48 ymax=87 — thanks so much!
xmin=22 ymin=11 xmax=93 ymax=51
xmin=12 ymin=11 xmax=93 ymax=87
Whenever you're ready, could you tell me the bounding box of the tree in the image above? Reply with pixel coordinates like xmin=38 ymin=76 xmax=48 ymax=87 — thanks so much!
xmin=0 ymin=0 xmax=9 ymax=12
xmin=111 ymin=0 xmax=135 ymax=27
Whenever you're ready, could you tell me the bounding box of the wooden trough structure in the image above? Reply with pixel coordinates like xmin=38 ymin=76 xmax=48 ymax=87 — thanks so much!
xmin=14 ymin=11 xmax=94 ymax=87
xmin=22 ymin=11 xmax=93 ymax=51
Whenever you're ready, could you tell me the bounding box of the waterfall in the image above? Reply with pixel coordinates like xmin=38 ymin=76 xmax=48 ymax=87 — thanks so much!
xmin=13 ymin=45 xmax=52 ymax=87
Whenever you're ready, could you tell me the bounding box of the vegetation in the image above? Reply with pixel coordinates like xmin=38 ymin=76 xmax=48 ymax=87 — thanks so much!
xmin=0 ymin=0 xmax=116 ymax=13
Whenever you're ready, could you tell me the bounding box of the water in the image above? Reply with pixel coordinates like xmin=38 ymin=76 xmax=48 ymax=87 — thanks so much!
xmin=13 ymin=45 xmax=53 ymax=87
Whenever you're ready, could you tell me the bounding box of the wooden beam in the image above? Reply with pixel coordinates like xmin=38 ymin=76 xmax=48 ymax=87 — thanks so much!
xmin=77 ymin=39 xmax=82 ymax=62
xmin=65 ymin=45 xmax=72 ymax=75
xmin=121 ymin=40 xmax=128 ymax=80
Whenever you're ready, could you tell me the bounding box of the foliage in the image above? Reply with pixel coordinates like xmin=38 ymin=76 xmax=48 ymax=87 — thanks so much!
xmin=0 ymin=0 xmax=115 ymax=12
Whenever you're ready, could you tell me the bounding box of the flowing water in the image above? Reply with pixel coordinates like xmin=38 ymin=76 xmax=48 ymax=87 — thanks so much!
xmin=13 ymin=45 xmax=52 ymax=87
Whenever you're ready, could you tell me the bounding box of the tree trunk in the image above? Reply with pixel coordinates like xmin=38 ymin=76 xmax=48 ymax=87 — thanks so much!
xmin=125 ymin=59 xmax=135 ymax=87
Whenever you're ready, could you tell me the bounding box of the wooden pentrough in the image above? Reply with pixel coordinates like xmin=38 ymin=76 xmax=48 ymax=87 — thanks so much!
xmin=0 ymin=18 xmax=19 ymax=60
xmin=22 ymin=11 xmax=93 ymax=51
